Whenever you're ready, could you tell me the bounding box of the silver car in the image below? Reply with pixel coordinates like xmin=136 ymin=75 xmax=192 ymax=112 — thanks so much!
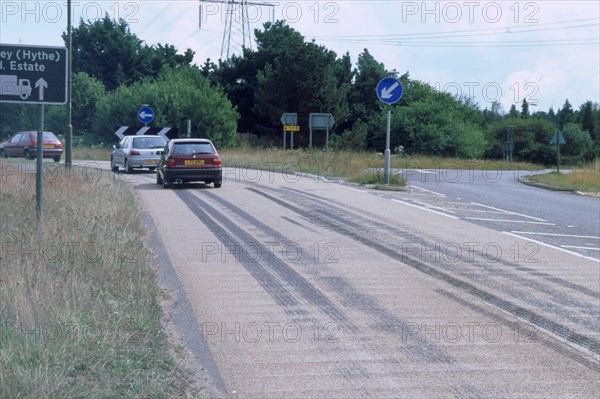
xmin=111 ymin=135 xmax=166 ymax=173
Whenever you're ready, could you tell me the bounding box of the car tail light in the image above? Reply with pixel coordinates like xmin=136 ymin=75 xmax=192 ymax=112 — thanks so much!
xmin=166 ymin=158 xmax=175 ymax=167
xmin=130 ymin=150 xmax=141 ymax=155
xmin=214 ymin=157 xmax=222 ymax=167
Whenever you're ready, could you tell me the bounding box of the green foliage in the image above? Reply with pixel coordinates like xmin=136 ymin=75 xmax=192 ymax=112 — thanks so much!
xmin=66 ymin=15 xmax=194 ymax=91
xmin=93 ymin=67 xmax=238 ymax=146
xmin=561 ymin=123 xmax=595 ymax=164
xmin=485 ymin=118 xmax=556 ymax=164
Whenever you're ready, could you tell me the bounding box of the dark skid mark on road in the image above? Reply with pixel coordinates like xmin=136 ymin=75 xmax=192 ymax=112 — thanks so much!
xmin=176 ymin=191 xmax=299 ymax=309
xmin=177 ymin=190 xmax=356 ymax=330
xmin=436 ymin=289 xmax=600 ymax=372
xmin=286 ymin=187 xmax=600 ymax=302
xmin=247 ymin=187 xmax=600 ymax=361
xmin=279 ymin=186 xmax=600 ymax=340
xmin=203 ymin=191 xmax=459 ymax=365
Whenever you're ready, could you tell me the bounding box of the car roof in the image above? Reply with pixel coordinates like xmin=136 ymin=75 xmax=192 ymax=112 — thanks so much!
xmin=170 ymin=138 xmax=214 ymax=144
xmin=126 ymin=135 xmax=164 ymax=139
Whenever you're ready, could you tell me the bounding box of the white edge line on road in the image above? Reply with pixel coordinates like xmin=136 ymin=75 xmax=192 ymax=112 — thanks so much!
xmin=336 ymin=184 xmax=368 ymax=193
xmin=470 ymin=202 xmax=546 ymax=222
xmin=409 ymin=185 xmax=446 ymax=197
xmin=510 ymin=231 xmax=600 ymax=239
xmin=392 ymin=199 xmax=459 ymax=219
xmin=503 ymin=232 xmax=600 ymax=262
xmin=412 ymin=200 xmax=456 ymax=213
xmin=465 ymin=217 xmax=555 ymax=226
xmin=561 ymin=245 xmax=600 ymax=251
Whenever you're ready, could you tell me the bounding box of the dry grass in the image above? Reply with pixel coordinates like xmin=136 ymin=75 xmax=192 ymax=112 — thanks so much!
xmin=220 ymin=148 xmax=542 ymax=185
xmin=0 ymin=161 xmax=197 ymax=398
xmin=527 ymin=160 xmax=600 ymax=192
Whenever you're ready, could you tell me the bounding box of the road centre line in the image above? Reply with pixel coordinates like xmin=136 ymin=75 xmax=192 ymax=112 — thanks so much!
xmin=465 ymin=217 xmax=555 ymax=225
xmin=503 ymin=232 xmax=600 ymax=262
xmin=510 ymin=231 xmax=600 ymax=239
xmin=392 ymin=199 xmax=459 ymax=219
xmin=470 ymin=202 xmax=547 ymax=222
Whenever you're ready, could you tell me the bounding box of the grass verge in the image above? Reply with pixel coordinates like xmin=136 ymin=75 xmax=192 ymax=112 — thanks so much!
xmin=0 ymin=161 xmax=196 ymax=398
xmin=525 ymin=160 xmax=600 ymax=193
xmin=220 ymin=148 xmax=542 ymax=185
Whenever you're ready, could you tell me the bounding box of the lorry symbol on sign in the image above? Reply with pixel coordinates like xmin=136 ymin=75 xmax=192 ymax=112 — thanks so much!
xmin=0 ymin=74 xmax=32 ymax=99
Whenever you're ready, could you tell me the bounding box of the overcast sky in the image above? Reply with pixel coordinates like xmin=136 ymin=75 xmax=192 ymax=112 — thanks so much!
xmin=1 ymin=0 xmax=598 ymax=113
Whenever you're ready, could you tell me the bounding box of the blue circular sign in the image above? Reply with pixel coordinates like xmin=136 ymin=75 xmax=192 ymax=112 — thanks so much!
xmin=137 ymin=106 xmax=155 ymax=124
xmin=376 ymin=77 xmax=403 ymax=105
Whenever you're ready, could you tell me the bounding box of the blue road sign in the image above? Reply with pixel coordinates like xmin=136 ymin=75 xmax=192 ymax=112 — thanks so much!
xmin=137 ymin=106 xmax=155 ymax=124
xmin=376 ymin=77 xmax=403 ymax=105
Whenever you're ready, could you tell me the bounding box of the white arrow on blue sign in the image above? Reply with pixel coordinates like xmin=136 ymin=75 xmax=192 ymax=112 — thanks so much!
xmin=376 ymin=77 xmax=403 ymax=105
xmin=137 ymin=106 xmax=155 ymax=124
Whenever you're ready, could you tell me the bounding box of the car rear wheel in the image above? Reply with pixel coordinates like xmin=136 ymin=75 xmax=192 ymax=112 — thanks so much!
xmin=0 ymin=149 xmax=7 ymax=158
xmin=24 ymin=149 xmax=33 ymax=160
xmin=111 ymin=157 xmax=119 ymax=172
xmin=162 ymin=176 xmax=170 ymax=189
xmin=124 ymin=159 xmax=133 ymax=174
xmin=156 ymin=171 xmax=163 ymax=184
xmin=53 ymin=156 xmax=61 ymax=162
xmin=214 ymin=181 xmax=222 ymax=188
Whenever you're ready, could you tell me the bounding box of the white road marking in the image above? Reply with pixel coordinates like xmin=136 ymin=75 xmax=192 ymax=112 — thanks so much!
xmin=470 ymin=202 xmax=547 ymax=221
xmin=409 ymin=185 xmax=446 ymax=197
xmin=503 ymin=232 xmax=600 ymax=262
xmin=337 ymin=185 xmax=368 ymax=193
xmin=510 ymin=231 xmax=600 ymax=239
xmin=466 ymin=217 xmax=555 ymax=225
xmin=392 ymin=199 xmax=459 ymax=219
xmin=561 ymin=245 xmax=600 ymax=251
xmin=412 ymin=200 xmax=455 ymax=213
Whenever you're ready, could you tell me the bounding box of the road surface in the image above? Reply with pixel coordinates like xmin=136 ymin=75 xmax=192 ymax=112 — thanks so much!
xmin=119 ymin=165 xmax=600 ymax=398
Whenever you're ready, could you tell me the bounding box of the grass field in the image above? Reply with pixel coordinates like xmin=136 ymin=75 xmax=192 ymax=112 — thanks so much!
xmin=526 ymin=160 xmax=600 ymax=193
xmin=0 ymin=161 xmax=198 ymax=398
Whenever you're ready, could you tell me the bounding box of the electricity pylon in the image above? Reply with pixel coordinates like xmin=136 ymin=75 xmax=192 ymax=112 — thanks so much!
xmin=199 ymin=0 xmax=275 ymax=59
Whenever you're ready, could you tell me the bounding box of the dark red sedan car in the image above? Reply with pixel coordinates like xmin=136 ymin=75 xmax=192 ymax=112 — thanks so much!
xmin=0 ymin=131 xmax=63 ymax=162
xmin=156 ymin=138 xmax=223 ymax=188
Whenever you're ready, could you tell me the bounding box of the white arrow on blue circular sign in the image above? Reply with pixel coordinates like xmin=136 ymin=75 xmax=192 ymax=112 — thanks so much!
xmin=137 ymin=106 xmax=155 ymax=124
xmin=376 ymin=77 xmax=403 ymax=105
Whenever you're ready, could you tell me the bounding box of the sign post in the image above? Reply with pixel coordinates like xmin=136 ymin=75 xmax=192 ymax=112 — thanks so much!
xmin=376 ymin=77 xmax=403 ymax=184
xmin=308 ymin=113 xmax=335 ymax=153
xmin=551 ymin=130 xmax=566 ymax=173
xmin=1 ymin=43 xmax=68 ymax=219
xmin=280 ymin=113 xmax=297 ymax=150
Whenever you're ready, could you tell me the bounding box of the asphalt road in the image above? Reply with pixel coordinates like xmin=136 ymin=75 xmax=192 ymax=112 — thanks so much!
xmin=119 ymin=165 xmax=599 ymax=398
xmin=399 ymin=168 xmax=600 ymax=261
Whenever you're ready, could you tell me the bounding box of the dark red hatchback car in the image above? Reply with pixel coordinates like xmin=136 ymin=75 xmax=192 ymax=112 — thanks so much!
xmin=156 ymin=138 xmax=223 ymax=188
xmin=0 ymin=131 xmax=63 ymax=162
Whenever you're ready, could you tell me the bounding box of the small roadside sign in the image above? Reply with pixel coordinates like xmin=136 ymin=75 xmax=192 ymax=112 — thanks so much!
xmin=376 ymin=77 xmax=403 ymax=105
xmin=284 ymin=125 xmax=300 ymax=131
xmin=137 ymin=106 xmax=155 ymax=124
xmin=550 ymin=131 xmax=566 ymax=145
xmin=280 ymin=112 xmax=297 ymax=126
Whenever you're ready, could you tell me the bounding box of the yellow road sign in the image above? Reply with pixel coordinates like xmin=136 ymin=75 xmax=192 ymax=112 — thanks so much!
xmin=284 ymin=125 xmax=300 ymax=131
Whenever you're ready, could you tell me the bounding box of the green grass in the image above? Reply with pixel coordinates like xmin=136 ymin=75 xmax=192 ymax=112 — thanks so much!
xmin=0 ymin=161 xmax=199 ymax=398
xmin=526 ymin=160 xmax=600 ymax=192
xmin=220 ymin=148 xmax=543 ymax=186
xmin=72 ymin=145 xmax=112 ymax=161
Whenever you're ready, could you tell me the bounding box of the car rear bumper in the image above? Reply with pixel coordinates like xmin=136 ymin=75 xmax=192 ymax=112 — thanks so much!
xmin=163 ymin=167 xmax=222 ymax=183
xmin=128 ymin=156 xmax=161 ymax=168
xmin=31 ymin=149 xmax=63 ymax=158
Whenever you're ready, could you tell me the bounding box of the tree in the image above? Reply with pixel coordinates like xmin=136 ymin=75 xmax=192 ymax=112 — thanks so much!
xmin=508 ymin=104 xmax=520 ymax=118
xmin=66 ymin=15 xmax=194 ymax=91
xmin=521 ymin=98 xmax=529 ymax=119
xmin=93 ymin=67 xmax=238 ymax=146
xmin=556 ymin=99 xmax=574 ymax=129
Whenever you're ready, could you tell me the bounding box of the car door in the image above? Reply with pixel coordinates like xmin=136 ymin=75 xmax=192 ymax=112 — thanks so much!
xmin=19 ymin=133 xmax=33 ymax=157
xmin=4 ymin=133 xmax=22 ymax=156
xmin=114 ymin=137 xmax=129 ymax=166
